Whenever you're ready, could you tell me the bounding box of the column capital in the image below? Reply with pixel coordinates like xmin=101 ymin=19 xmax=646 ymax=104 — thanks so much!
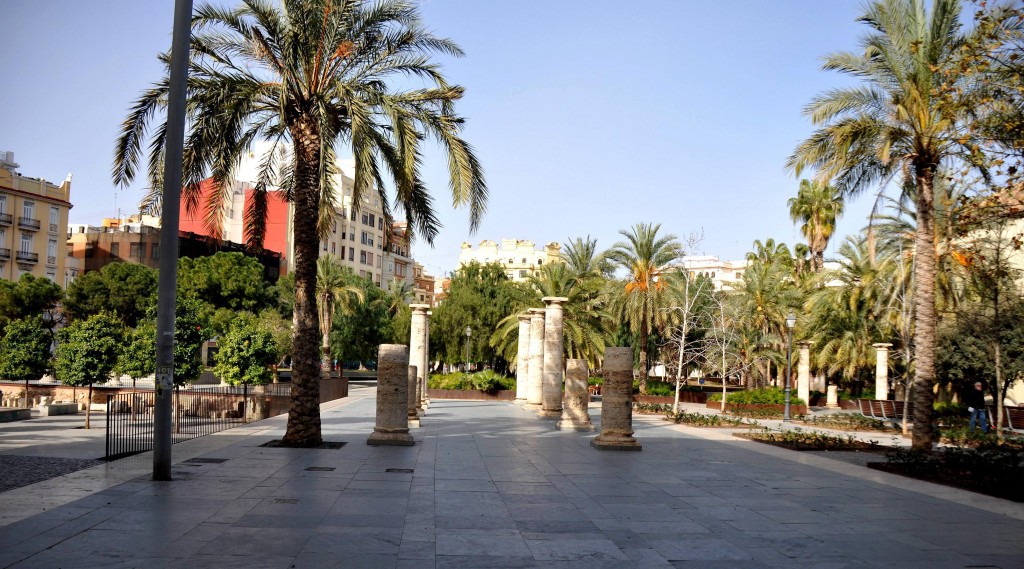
xmin=517 ymin=312 xmax=532 ymax=322
xmin=528 ymin=307 xmax=545 ymax=316
xmin=541 ymin=296 xmax=569 ymax=305
xmin=797 ymin=340 xmax=813 ymax=348
xmin=872 ymin=342 xmax=892 ymax=350
xmin=409 ymin=303 xmax=430 ymax=314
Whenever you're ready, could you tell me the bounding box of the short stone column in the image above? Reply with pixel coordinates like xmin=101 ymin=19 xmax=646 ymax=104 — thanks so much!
xmin=538 ymin=296 xmax=568 ymax=419
xmin=557 ymin=359 xmax=593 ymax=431
xmin=408 ymin=304 xmax=429 ymax=416
xmin=514 ymin=313 xmax=531 ymax=405
xmin=526 ymin=308 xmax=545 ymax=408
xmin=826 ymin=385 xmax=840 ymax=408
xmin=591 ymin=347 xmax=641 ymax=451
xmin=873 ymin=343 xmax=892 ymax=400
xmin=422 ymin=310 xmax=432 ymax=409
xmin=367 ymin=344 xmax=414 ymax=446
xmin=407 ymin=365 xmax=420 ymax=428
xmin=797 ymin=341 xmax=811 ymax=406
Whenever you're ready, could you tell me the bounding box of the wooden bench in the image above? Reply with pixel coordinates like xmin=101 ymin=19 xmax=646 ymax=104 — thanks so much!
xmin=988 ymin=406 xmax=1024 ymax=433
xmin=857 ymin=399 xmax=913 ymax=427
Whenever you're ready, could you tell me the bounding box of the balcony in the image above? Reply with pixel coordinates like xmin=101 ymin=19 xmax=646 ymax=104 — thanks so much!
xmin=16 ymin=251 xmax=39 ymax=263
xmin=18 ymin=217 xmax=41 ymax=231
xmin=49 ymin=223 xmax=58 ymax=234
xmin=46 ymin=255 xmax=56 ymax=266
xmin=0 ymin=248 xmax=9 ymax=261
xmin=0 ymin=213 xmax=11 ymax=226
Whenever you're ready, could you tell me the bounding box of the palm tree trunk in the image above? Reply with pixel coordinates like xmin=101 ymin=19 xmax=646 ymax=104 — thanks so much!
xmin=321 ymin=331 xmax=332 ymax=379
xmin=911 ymin=166 xmax=937 ymax=450
xmin=282 ymin=121 xmax=324 ymax=447
xmin=639 ymin=320 xmax=649 ymax=394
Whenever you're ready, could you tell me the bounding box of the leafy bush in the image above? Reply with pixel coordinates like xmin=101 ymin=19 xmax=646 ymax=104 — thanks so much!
xmin=884 ymin=445 xmax=1024 ymax=501
xmin=748 ymin=428 xmax=878 ymax=451
xmin=633 ymin=402 xmax=673 ymax=414
xmin=666 ymin=411 xmax=749 ymax=427
xmin=427 ymin=371 xmax=514 ymax=394
xmin=933 ymin=401 xmax=968 ymax=418
xmin=802 ymin=413 xmax=893 ymax=432
xmin=707 ymin=388 xmax=806 ymax=406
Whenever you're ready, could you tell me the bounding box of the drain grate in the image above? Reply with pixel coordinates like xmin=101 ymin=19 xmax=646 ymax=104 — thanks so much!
xmin=305 ymin=467 xmax=336 ymax=472
xmin=272 ymin=498 xmax=300 ymax=504
xmin=385 ymin=468 xmax=414 ymax=473
xmin=183 ymin=458 xmax=229 ymax=464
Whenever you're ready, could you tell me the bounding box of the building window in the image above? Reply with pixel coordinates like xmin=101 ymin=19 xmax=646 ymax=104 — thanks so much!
xmin=0 ymin=228 xmax=5 ymax=246
xmin=20 ymin=233 xmax=32 ymax=253
xmin=378 ymin=218 xmax=383 ymax=230
xmin=46 ymin=271 xmax=56 ymax=282
xmin=0 ymin=195 xmax=5 ymax=213
xmin=350 ymin=232 xmax=355 ymax=242
xmin=359 ymin=270 xmax=365 ymax=278
xmin=711 ymin=271 xmax=716 ymax=278
xmin=348 ymin=247 xmax=354 ymax=261
xmin=735 ymin=272 xmax=742 ymax=279
xmin=376 ymin=256 xmax=381 ymax=268
xmin=519 ymin=270 xmax=527 ymax=278
xmin=361 ymin=213 xmax=369 ymax=225
xmin=507 ymin=271 xmax=514 ymax=279
xmin=331 ymin=242 xmax=336 ymax=254
xmin=368 ymin=214 xmax=375 ymax=227
xmin=360 ymin=231 xmax=373 ymax=246
xmin=152 ymin=243 xmax=160 ymax=259
xmin=130 ymin=242 xmax=141 ymax=259
xmin=322 ymin=240 xmax=328 ymax=251
xmin=360 ymin=250 xmax=366 ymax=264
xmin=522 ymin=258 xmax=527 ymax=264
xmin=341 ymin=232 xmax=346 ymax=240
xmin=537 ymin=259 xmax=542 ymax=265
xmin=50 ymin=206 xmax=59 ymax=226
xmin=111 ymin=242 xmax=120 ymax=257
xmin=331 ymin=219 xmax=337 ymax=234
xmin=23 ymin=201 xmax=35 ymax=219
xmin=350 ymin=210 xmax=356 ymax=221
xmin=47 ymin=239 xmax=57 ymax=258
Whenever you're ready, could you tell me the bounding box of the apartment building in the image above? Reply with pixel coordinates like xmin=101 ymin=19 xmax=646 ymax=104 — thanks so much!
xmin=412 ymin=262 xmax=435 ymax=305
xmin=0 ymin=152 xmax=72 ymax=286
xmin=382 ymin=222 xmax=415 ymax=290
xmin=456 ymin=238 xmax=562 ymax=282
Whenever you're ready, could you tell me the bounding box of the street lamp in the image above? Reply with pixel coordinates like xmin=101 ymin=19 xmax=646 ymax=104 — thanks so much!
xmin=464 ymin=326 xmax=472 ymax=373
xmin=784 ymin=313 xmax=796 ymax=422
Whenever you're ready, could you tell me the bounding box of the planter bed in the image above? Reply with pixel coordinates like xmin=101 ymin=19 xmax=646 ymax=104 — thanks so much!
xmin=734 ymin=432 xmax=886 ymax=452
xmin=426 ymin=389 xmax=515 ymax=401
xmin=706 ymin=401 xmax=808 ymax=415
xmin=867 ymin=461 xmax=1024 ymax=502
xmin=634 ymin=392 xmax=707 ymax=405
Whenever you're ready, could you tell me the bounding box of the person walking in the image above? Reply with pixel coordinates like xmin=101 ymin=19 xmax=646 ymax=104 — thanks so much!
xmin=965 ymin=381 xmax=988 ymax=433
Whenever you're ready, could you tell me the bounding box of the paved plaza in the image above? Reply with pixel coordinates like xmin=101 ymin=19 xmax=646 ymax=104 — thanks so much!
xmin=1 ymin=389 xmax=1023 ymax=569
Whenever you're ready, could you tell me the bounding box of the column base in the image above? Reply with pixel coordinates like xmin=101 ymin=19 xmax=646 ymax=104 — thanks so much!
xmin=536 ymin=409 xmax=562 ymax=420
xmin=408 ymin=416 xmax=421 ymax=428
xmin=525 ymin=403 xmax=542 ymax=411
xmin=513 ymin=398 xmax=527 ymax=406
xmin=367 ymin=430 xmax=414 ymax=446
xmin=590 ymin=435 xmax=642 ymax=451
xmin=555 ymin=420 xmax=594 ymax=431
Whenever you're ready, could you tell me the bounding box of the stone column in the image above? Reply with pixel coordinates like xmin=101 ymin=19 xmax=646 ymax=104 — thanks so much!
xmin=367 ymin=344 xmax=414 ymax=446
xmin=797 ymin=341 xmax=811 ymax=407
xmin=873 ymin=343 xmax=892 ymax=400
xmin=538 ymin=296 xmax=568 ymax=419
xmin=407 ymin=365 xmax=420 ymax=428
xmin=408 ymin=304 xmax=429 ymax=416
xmin=591 ymin=347 xmax=642 ymax=451
xmin=557 ymin=359 xmax=593 ymax=431
xmin=514 ymin=313 xmax=531 ymax=405
xmin=422 ymin=310 xmax=432 ymax=409
xmin=526 ymin=308 xmax=545 ymax=408
xmin=826 ymin=385 xmax=840 ymax=408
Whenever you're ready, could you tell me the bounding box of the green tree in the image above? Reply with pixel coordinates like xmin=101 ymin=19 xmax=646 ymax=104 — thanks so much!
xmin=788 ymin=179 xmax=844 ymax=273
xmin=329 ymin=272 xmax=390 ymax=365
xmin=169 ymin=297 xmax=209 ymax=385
xmin=606 ymin=223 xmax=684 ymax=393
xmin=63 ymin=262 xmax=157 ymax=327
xmin=0 ymin=317 xmax=52 ymax=407
xmin=119 ymin=320 xmax=157 ymax=391
xmin=177 ymin=252 xmax=276 ymax=312
xmin=214 ymin=319 xmax=278 ymax=386
xmin=788 ymin=0 xmax=979 ymax=449
xmin=0 ymin=274 xmax=63 ymax=334
xmin=316 ymin=257 xmax=365 ymax=374
xmin=433 ymin=262 xmax=519 ymax=370
xmin=114 ymin=0 xmax=486 ymax=447
xmin=54 ymin=313 xmax=123 ymax=429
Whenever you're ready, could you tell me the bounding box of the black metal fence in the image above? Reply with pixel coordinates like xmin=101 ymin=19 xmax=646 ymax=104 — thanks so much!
xmin=104 ymin=379 xmax=347 ymax=460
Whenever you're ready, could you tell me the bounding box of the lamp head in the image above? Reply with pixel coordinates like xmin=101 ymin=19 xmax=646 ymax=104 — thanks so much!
xmin=465 ymin=326 xmax=472 ymax=337
xmin=786 ymin=313 xmax=796 ymax=329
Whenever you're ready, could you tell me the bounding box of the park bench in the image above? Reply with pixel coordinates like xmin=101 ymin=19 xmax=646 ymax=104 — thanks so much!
xmin=988 ymin=405 xmax=1024 ymax=433
xmin=857 ymin=399 xmax=913 ymax=428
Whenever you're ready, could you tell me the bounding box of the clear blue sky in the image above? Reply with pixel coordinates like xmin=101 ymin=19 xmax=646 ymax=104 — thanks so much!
xmin=2 ymin=0 xmax=879 ymax=278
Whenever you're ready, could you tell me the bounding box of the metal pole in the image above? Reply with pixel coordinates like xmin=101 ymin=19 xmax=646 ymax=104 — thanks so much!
xmin=153 ymin=0 xmax=193 ymax=481
xmin=784 ymin=327 xmax=793 ymax=422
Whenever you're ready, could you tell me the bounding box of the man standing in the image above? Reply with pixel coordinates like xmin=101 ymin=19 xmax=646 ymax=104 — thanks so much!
xmin=965 ymin=381 xmax=988 ymax=433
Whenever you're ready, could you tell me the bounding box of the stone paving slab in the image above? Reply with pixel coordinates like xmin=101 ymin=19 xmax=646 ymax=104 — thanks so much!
xmin=0 ymin=393 xmax=1022 ymax=569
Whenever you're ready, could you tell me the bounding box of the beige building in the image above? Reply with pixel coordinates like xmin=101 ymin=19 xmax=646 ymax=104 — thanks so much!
xmin=678 ymin=256 xmax=749 ymax=291
xmin=412 ymin=262 xmax=435 ymax=305
xmin=0 ymin=152 xmax=72 ymax=286
xmin=457 ymin=238 xmax=562 ymax=281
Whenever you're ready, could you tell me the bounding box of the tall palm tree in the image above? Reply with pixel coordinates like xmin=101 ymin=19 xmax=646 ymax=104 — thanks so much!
xmin=383 ymin=277 xmax=414 ymax=318
xmin=606 ymin=223 xmax=684 ymax=393
xmin=562 ymin=236 xmax=613 ymax=279
xmin=113 ymin=0 xmax=486 ymax=446
xmin=788 ymin=0 xmax=978 ymax=449
xmin=788 ymin=179 xmax=845 ymax=272
xmin=316 ymin=257 xmax=364 ymax=376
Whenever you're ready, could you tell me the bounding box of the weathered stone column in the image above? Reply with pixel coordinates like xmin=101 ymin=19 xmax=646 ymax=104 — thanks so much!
xmin=826 ymin=384 xmax=840 ymax=408
xmin=514 ymin=313 xmax=531 ymax=405
xmin=408 ymin=304 xmax=429 ymax=416
xmin=797 ymin=341 xmax=811 ymax=407
xmin=591 ymin=347 xmax=641 ymax=451
xmin=526 ymin=308 xmax=545 ymax=408
xmin=407 ymin=365 xmax=420 ymax=428
xmin=557 ymin=359 xmax=593 ymax=431
xmin=367 ymin=344 xmax=414 ymax=446
xmin=538 ymin=297 xmax=568 ymax=419
xmin=422 ymin=310 xmax=432 ymax=409
xmin=873 ymin=343 xmax=892 ymax=400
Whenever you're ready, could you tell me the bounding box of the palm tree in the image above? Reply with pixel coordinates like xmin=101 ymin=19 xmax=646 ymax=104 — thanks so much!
xmin=316 ymin=257 xmax=364 ymax=376
xmin=788 ymin=0 xmax=978 ymax=449
xmin=113 ymin=0 xmax=486 ymax=446
xmin=562 ymin=236 xmax=613 ymax=279
xmin=606 ymin=223 xmax=684 ymax=393
xmin=788 ymin=179 xmax=844 ymax=272
xmin=383 ymin=277 xmax=414 ymax=318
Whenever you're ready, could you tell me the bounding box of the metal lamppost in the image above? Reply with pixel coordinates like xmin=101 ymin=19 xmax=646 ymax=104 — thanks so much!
xmin=784 ymin=313 xmax=796 ymax=422
xmin=464 ymin=326 xmax=472 ymax=373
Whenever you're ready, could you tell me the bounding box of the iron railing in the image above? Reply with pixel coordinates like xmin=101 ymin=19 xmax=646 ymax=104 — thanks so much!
xmin=105 ymin=378 xmax=347 ymax=459
xmin=17 ymin=217 xmax=40 ymax=231
xmin=0 ymin=213 xmax=11 ymax=226
xmin=15 ymin=251 xmax=38 ymax=263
